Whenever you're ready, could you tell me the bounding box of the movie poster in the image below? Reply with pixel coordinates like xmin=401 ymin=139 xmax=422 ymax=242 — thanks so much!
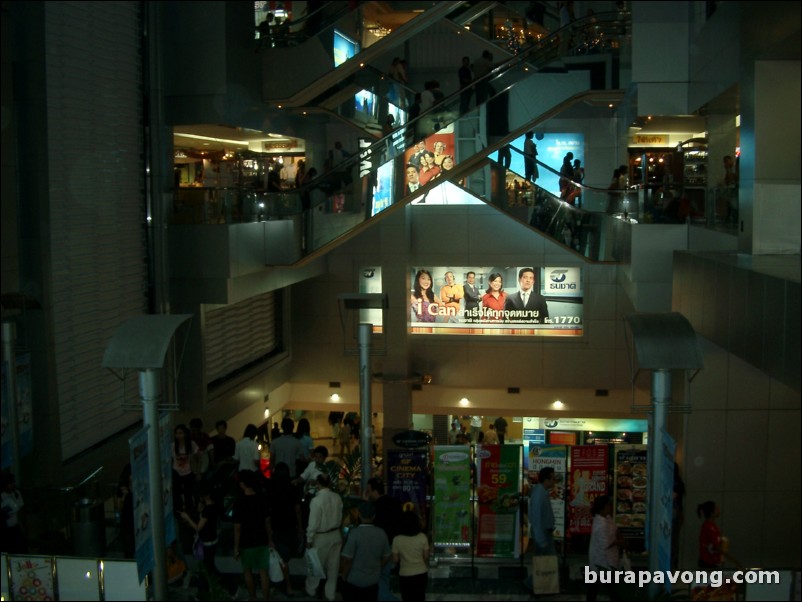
xmin=386 ymin=449 xmax=428 ymax=523
xmin=567 ymin=445 xmax=608 ymax=535
xmin=476 ymin=444 xmax=521 ymax=557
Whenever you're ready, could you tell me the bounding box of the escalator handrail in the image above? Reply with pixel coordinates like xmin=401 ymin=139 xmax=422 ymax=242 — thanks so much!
xmin=290 ymin=10 xmax=631 ymax=197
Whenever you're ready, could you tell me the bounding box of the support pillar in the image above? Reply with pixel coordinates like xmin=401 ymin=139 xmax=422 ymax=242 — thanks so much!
xmin=140 ymin=369 xmax=168 ymax=601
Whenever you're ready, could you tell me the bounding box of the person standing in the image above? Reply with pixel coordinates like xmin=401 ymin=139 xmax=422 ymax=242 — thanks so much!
xmin=233 ymin=470 xmax=273 ymax=602
xmin=524 ymin=131 xmax=539 ymax=184
xmin=271 ymin=417 xmax=306 ymax=479
xmin=559 ymin=152 xmax=575 ymax=199
xmin=189 ymin=418 xmax=213 ymax=483
xmin=484 ymin=424 xmax=499 ymax=445
xmin=210 ymin=420 xmax=236 ymax=465
xmin=172 ymin=424 xmax=199 ymax=513
xmin=493 ymin=416 xmax=508 ymax=444
xmin=340 ymin=501 xmax=392 ymax=601
xmin=529 ymin=467 xmax=557 ymax=556
xmin=473 ymin=50 xmax=493 ymax=104
xmin=392 ymin=511 xmax=430 ymax=601
xmin=365 ymin=478 xmax=402 ymax=602
xmin=306 ymin=474 xmax=343 ymax=601
xmin=234 ymin=424 xmax=261 ymax=475
xmin=697 ymin=500 xmax=724 ymax=569
xmin=458 ymin=56 xmax=473 ymax=114
xmin=1 ymin=473 xmax=27 ymax=554
xmin=463 ymin=272 xmax=481 ymax=322
xmin=180 ymin=483 xmax=221 ymax=596
xmin=586 ymin=495 xmax=619 ymax=601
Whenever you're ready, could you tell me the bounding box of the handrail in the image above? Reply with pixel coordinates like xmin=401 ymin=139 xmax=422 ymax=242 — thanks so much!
xmin=58 ymin=465 xmax=105 ymax=493
xmin=291 ymin=10 xmax=630 ymax=196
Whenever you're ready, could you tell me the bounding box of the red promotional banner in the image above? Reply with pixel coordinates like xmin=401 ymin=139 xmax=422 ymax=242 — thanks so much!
xmin=476 ymin=444 xmax=521 ymax=557
xmin=567 ymin=445 xmax=608 ymax=535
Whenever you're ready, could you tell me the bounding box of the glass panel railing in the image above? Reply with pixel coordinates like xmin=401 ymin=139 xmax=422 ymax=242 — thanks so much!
xmin=443 ymin=152 xmax=639 ymax=262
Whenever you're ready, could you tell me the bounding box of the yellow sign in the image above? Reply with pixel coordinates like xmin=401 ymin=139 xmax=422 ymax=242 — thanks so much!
xmin=629 ymin=134 xmax=669 ymax=146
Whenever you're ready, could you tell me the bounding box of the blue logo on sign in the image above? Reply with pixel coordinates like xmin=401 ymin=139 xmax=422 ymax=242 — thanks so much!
xmin=550 ymin=270 xmax=568 ymax=283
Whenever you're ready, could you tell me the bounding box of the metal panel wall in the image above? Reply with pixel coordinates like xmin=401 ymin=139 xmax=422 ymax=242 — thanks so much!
xmin=45 ymin=2 xmax=148 ymax=459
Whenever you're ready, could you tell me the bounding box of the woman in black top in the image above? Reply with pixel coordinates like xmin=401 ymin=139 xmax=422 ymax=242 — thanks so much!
xmin=180 ymin=483 xmax=220 ymax=591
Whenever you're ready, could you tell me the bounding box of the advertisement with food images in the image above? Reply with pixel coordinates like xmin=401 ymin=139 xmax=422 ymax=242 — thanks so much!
xmin=386 ymin=449 xmax=428 ymax=523
xmin=528 ymin=444 xmax=567 ymax=538
xmin=432 ymin=446 xmax=472 ymax=547
xmin=476 ymin=444 xmax=521 ymax=558
xmin=568 ymin=445 xmax=609 ymax=535
xmin=614 ymin=445 xmax=648 ymax=538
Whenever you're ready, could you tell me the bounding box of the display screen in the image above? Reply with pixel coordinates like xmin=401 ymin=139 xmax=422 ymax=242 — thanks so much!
xmin=408 ymin=265 xmax=583 ymax=336
xmin=508 ymin=133 xmax=584 ymax=197
xmin=333 ymin=30 xmax=359 ymax=67
xmin=371 ymin=160 xmax=394 ymax=216
xmin=354 ymin=89 xmax=378 ymax=121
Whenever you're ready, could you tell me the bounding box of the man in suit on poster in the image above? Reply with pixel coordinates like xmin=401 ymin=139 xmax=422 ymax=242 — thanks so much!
xmin=504 ymin=267 xmax=549 ymax=323
xmin=463 ymin=271 xmax=481 ymax=322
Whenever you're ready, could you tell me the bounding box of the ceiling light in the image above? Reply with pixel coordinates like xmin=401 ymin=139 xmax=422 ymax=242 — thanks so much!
xmin=175 ymin=133 xmax=249 ymax=146
xmin=552 ymin=400 xmax=564 ymax=409
xmin=459 ymin=397 xmax=470 ymax=406
xmin=331 ymin=393 xmax=340 ymax=402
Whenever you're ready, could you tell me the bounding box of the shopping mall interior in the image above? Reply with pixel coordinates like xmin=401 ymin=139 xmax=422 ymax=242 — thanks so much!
xmin=1 ymin=1 xmax=800 ymax=599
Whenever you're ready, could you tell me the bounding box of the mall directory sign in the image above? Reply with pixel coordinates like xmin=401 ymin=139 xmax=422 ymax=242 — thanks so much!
xmin=408 ymin=265 xmax=583 ymax=336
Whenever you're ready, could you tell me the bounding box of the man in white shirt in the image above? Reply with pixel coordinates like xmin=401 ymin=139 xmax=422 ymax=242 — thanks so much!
xmin=305 ymin=474 xmax=343 ymax=601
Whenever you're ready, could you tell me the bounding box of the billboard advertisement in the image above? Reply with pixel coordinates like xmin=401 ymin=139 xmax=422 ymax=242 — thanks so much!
xmin=409 ymin=265 xmax=583 ymax=336
xmin=509 ymin=133 xmax=584 ymax=197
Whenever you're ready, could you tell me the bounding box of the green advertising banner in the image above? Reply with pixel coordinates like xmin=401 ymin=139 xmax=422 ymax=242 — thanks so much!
xmin=476 ymin=444 xmax=522 ymax=557
xmin=433 ymin=446 xmax=472 ymax=547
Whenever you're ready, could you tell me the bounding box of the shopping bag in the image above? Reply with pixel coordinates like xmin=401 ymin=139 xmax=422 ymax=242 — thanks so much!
xmin=304 ymin=547 xmax=326 ymax=579
xmin=532 ymin=555 xmax=560 ymax=595
xmin=269 ymin=547 xmax=285 ymax=582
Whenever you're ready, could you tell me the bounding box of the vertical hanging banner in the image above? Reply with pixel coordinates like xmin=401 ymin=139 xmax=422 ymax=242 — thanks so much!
xmin=129 ymin=426 xmax=153 ymax=584
xmin=476 ymin=444 xmax=521 ymax=557
xmin=657 ymin=431 xmax=676 ymax=581
xmin=386 ymin=449 xmax=429 ymax=521
xmin=16 ymin=353 xmax=33 ymax=457
xmin=527 ymin=444 xmax=568 ymax=538
xmin=614 ymin=444 xmax=648 ymax=539
xmin=567 ymin=445 xmax=609 ymax=535
xmin=432 ymin=446 xmax=472 ymax=548
xmin=159 ymin=412 xmax=176 ymax=546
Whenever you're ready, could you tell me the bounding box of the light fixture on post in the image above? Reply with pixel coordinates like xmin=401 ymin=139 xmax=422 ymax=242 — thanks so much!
xmin=337 ymin=293 xmax=388 ymax=491
xmin=102 ymin=314 xmax=193 ymax=600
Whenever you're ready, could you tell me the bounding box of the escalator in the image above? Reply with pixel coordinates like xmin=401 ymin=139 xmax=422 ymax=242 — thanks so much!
xmin=173 ymin=11 xmax=632 ymax=264
xmin=262 ymin=1 xmax=468 ymax=107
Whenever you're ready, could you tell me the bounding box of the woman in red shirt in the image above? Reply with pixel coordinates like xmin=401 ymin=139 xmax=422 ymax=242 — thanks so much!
xmin=697 ymin=500 xmax=723 ymax=568
xmin=481 ymin=272 xmax=507 ymax=322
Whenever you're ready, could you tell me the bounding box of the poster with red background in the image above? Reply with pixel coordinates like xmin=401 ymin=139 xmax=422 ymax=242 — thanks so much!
xmin=567 ymin=445 xmax=608 ymax=535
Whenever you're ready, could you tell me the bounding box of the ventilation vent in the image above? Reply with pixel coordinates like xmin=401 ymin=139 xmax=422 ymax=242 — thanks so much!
xmin=595 ymin=389 xmax=609 ymax=397
xmin=329 ymin=382 xmax=341 ymax=388
xmin=507 ymin=387 xmax=520 ymax=394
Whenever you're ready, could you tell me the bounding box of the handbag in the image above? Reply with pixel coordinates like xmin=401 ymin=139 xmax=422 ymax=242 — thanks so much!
xmin=269 ymin=547 xmax=285 ymax=582
xmin=192 ymin=535 xmax=204 ymax=561
xmin=532 ymin=555 xmax=560 ymax=595
xmin=304 ymin=547 xmax=326 ymax=579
